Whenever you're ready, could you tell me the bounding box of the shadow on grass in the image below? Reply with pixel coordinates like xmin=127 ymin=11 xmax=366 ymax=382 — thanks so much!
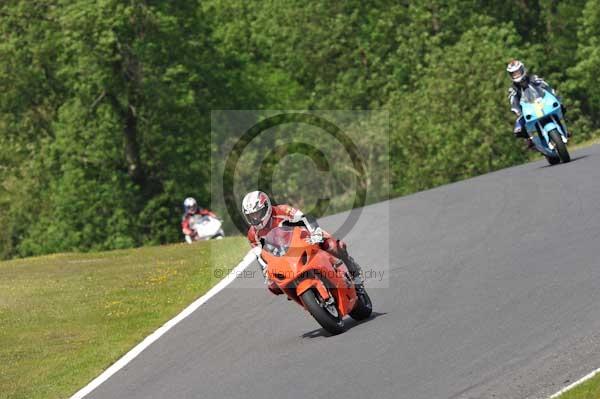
xmin=301 ymin=311 xmax=387 ymax=339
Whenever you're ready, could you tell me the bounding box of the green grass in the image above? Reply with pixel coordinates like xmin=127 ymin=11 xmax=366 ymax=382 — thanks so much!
xmin=557 ymin=372 xmax=600 ymax=399
xmin=0 ymin=237 xmax=248 ymax=399
xmin=570 ymin=135 xmax=600 ymax=151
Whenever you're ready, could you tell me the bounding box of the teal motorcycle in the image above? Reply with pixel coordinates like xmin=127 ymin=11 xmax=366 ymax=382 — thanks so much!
xmin=520 ymin=86 xmax=570 ymax=165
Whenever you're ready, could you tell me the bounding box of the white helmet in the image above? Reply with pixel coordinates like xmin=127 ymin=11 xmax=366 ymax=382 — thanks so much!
xmin=507 ymin=59 xmax=527 ymax=83
xmin=183 ymin=197 xmax=198 ymax=215
xmin=242 ymin=191 xmax=272 ymax=229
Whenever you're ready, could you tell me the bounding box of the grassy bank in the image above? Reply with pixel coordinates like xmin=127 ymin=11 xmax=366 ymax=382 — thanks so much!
xmin=0 ymin=237 xmax=248 ymax=399
xmin=556 ymin=372 xmax=600 ymax=399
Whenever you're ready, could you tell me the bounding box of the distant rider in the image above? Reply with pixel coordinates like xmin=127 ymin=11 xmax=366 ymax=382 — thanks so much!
xmin=181 ymin=197 xmax=217 ymax=244
xmin=506 ymin=59 xmax=569 ymax=148
xmin=241 ymin=191 xmax=364 ymax=295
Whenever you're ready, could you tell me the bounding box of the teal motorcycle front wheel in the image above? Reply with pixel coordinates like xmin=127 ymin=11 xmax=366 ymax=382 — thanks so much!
xmin=548 ymin=129 xmax=570 ymax=163
xmin=545 ymin=155 xmax=560 ymax=165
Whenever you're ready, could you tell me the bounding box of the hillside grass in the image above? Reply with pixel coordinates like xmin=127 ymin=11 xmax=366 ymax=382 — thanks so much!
xmin=0 ymin=237 xmax=248 ymax=399
xmin=557 ymin=372 xmax=600 ymax=399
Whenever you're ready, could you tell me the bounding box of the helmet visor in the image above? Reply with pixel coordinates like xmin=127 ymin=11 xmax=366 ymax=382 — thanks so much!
xmin=244 ymin=207 xmax=268 ymax=226
xmin=510 ymin=69 xmax=524 ymax=81
xmin=185 ymin=204 xmax=197 ymax=214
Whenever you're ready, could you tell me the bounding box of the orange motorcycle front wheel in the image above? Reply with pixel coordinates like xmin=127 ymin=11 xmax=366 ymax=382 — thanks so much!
xmin=301 ymin=289 xmax=345 ymax=335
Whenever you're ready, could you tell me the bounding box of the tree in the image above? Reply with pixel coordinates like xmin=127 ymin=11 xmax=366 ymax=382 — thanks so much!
xmin=2 ymin=0 xmax=244 ymax=256
xmin=390 ymin=22 xmax=530 ymax=194
xmin=569 ymin=0 xmax=600 ymax=133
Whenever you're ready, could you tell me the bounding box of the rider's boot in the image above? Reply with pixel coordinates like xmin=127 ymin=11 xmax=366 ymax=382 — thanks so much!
xmin=267 ymin=280 xmax=283 ymax=295
xmin=322 ymin=238 xmax=365 ymax=292
xmin=340 ymin=253 xmax=365 ymax=293
xmin=524 ymin=137 xmax=535 ymax=151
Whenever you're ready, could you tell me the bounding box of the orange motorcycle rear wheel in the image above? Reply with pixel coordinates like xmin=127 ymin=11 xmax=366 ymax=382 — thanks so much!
xmin=349 ymin=290 xmax=373 ymax=321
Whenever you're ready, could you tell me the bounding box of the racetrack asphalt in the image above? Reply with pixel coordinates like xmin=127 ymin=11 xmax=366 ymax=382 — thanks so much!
xmin=85 ymin=145 xmax=600 ymax=399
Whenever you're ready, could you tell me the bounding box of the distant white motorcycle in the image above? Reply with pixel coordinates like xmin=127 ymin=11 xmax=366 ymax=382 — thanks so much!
xmin=186 ymin=215 xmax=225 ymax=243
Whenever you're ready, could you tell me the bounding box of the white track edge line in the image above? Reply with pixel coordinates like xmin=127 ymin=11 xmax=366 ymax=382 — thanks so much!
xmin=69 ymin=250 xmax=257 ymax=399
xmin=549 ymin=367 xmax=600 ymax=398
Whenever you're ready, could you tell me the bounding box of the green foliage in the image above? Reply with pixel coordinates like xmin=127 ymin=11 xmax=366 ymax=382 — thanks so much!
xmin=0 ymin=0 xmax=252 ymax=257
xmin=569 ymin=0 xmax=600 ymax=130
xmin=1 ymin=0 xmax=599 ymax=258
xmin=391 ymin=22 xmax=531 ymax=194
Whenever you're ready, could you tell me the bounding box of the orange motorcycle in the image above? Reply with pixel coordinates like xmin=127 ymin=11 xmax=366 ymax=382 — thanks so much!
xmin=260 ymin=225 xmax=372 ymax=334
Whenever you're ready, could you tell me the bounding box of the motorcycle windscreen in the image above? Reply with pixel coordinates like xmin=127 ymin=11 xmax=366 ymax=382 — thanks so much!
xmin=520 ymin=85 xmax=545 ymax=104
xmin=263 ymin=226 xmax=294 ymax=257
xmin=191 ymin=216 xmax=220 ymax=238
xmin=189 ymin=215 xmax=209 ymax=228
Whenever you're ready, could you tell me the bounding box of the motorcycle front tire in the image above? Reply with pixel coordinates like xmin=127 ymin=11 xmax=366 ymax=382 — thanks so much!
xmin=301 ymin=289 xmax=345 ymax=335
xmin=548 ymin=129 xmax=570 ymax=163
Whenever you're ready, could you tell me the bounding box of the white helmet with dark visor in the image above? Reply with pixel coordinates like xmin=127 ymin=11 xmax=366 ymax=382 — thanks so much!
xmin=507 ymin=59 xmax=527 ymax=83
xmin=242 ymin=191 xmax=272 ymax=229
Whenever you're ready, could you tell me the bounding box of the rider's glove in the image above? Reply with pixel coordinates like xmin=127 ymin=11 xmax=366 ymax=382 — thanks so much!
xmin=306 ymin=227 xmax=324 ymax=245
